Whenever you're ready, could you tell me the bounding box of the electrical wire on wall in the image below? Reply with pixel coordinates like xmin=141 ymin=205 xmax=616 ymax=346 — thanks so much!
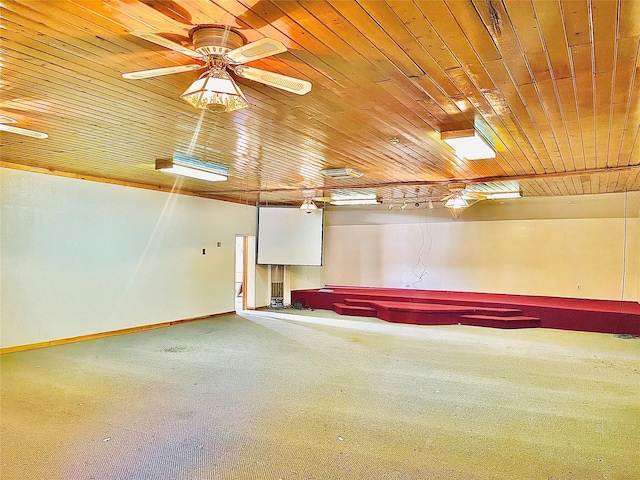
xmin=620 ymin=189 xmax=628 ymax=310
xmin=411 ymin=203 xmax=433 ymax=288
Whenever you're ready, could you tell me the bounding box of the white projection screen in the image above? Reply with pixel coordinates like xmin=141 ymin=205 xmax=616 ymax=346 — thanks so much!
xmin=257 ymin=207 xmax=324 ymax=266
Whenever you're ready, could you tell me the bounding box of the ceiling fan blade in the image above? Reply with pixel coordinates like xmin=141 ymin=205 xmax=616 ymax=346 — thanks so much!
xmin=122 ymin=64 xmax=204 ymax=80
xmin=233 ymin=66 xmax=311 ymax=95
xmin=130 ymin=31 xmax=202 ymax=59
xmin=0 ymin=124 xmax=48 ymax=139
xmin=225 ymin=37 xmax=288 ymax=64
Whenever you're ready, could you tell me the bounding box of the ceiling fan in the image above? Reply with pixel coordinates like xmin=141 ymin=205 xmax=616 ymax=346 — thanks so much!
xmin=122 ymin=25 xmax=312 ymax=112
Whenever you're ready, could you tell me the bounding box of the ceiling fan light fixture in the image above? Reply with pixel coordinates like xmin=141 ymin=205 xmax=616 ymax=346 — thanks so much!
xmin=441 ymin=129 xmax=495 ymax=160
xmin=180 ymin=68 xmax=249 ymax=112
xmin=156 ymin=154 xmax=228 ymax=182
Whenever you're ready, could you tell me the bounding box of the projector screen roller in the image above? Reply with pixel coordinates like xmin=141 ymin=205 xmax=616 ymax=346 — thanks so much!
xmin=257 ymin=207 xmax=324 ymax=266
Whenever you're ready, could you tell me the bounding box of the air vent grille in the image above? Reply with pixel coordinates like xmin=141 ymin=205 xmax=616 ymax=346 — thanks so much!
xmin=320 ymin=168 xmax=364 ymax=179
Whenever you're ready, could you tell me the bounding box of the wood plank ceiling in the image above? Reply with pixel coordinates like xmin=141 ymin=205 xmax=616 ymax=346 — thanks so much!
xmin=1 ymin=0 xmax=639 ymax=206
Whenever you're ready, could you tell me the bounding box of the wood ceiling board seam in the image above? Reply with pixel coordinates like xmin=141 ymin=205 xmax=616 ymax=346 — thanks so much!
xmin=18 ymin=0 xmax=181 ymax=63
xmin=608 ymin=38 xmax=639 ymax=167
xmin=571 ymin=43 xmax=597 ymax=170
xmin=325 ymin=0 xmax=424 ymax=78
xmin=618 ymin=91 xmax=640 ymax=165
xmin=555 ymin=77 xmax=586 ymax=171
xmin=608 ymin=98 xmax=633 ymax=169
xmin=296 ymin=1 xmax=436 ymax=92
xmin=270 ymin=0 xmax=389 ymax=84
xmin=185 ymin=2 xmax=356 ymax=95
xmin=613 ymin=169 xmax=631 ymax=193
xmin=362 ymin=105 xmax=476 ymax=178
xmin=408 ymin=75 xmax=465 ymax=119
xmin=612 ymin=36 xmax=639 ymax=105
xmin=169 ymin=0 xmax=233 ymax=26
xmin=412 ymin=0 xmax=495 ymax=90
xmin=628 ymin=167 xmax=640 ymax=191
xmin=385 ymin=1 xmax=459 ymax=70
xmin=482 ymin=59 xmax=547 ymax=174
xmin=70 ymin=0 xmax=195 ymax=33
xmin=373 ymin=78 xmax=448 ymax=128
xmin=354 ymin=1 xmax=462 ymax=85
xmin=442 ymin=67 xmax=532 ymax=176
xmin=470 ymin=0 xmax=533 ymax=87
xmin=619 ymin=0 xmax=640 ymax=38
xmin=228 ymin=0 xmax=362 ymax=89
xmin=441 ymin=0 xmax=502 ymax=63
xmin=1 ymin=37 xmax=198 ymax=113
xmin=533 ymin=72 xmax=576 ymax=172
xmin=0 ymin=60 xmax=194 ymax=126
xmin=532 ymin=0 xmax=573 ymax=80
xmin=560 ymin=0 xmax=591 ymax=47
xmin=591 ymin=0 xmax=618 ymax=74
xmin=502 ymin=0 xmax=546 ymax=57
xmin=517 ymin=83 xmax=563 ymax=173
xmin=594 ymin=71 xmax=614 ymax=169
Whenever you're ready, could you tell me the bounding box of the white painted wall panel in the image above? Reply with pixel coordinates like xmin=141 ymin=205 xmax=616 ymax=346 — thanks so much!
xmin=323 ymin=194 xmax=639 ymax=301
xmin=0 ymin=168 xmax=256 ymax=348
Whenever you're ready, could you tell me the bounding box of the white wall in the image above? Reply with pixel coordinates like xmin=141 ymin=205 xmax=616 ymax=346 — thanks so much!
xmin=323 ymin=192 xmax=639 ymax=302
xmin=0 ymin=168 xmax=256 ymax=349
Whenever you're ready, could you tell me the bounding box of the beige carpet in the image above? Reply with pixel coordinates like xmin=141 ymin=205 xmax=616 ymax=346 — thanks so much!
xmin=1 ymin=310 xmax=639 ymax=479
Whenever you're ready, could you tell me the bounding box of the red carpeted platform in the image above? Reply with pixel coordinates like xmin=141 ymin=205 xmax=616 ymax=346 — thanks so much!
xmin=291 ymin=286 xmax=640 ymax=334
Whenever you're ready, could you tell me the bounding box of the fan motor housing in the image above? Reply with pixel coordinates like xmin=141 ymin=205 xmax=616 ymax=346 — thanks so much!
xmin=190 ymin=26 xmax=245 ymax=56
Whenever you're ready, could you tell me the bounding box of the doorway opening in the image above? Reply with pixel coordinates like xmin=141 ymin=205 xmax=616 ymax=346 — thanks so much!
xmin=235 ymin=236 xmax=247 ymax=311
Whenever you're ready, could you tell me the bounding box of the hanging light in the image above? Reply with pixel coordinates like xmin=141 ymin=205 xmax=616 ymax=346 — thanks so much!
xmin=444 ymin=193 xmax=470 ymax=219
xmin=181 ymin=60 xmax=249 ymax=112
xmin=300 ymin=198 xmax=318 ymax=213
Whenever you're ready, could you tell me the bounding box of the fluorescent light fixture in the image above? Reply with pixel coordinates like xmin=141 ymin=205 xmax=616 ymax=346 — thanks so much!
xmin=331 ymin=192 xmax=376 ymax=201
xmin=0 ymin=124 xmax=48 ymax=139
xmin=330 ymin=191 xmax=380 ymax=205
xmin=441 ymin=129 xmax=495 ymax=160
xmin=330 ymin=198 xmax=381 ymax=206
xmin=181 ymin=66 xmax=249 ymax=112
xmin=300 ymin=199 xmax=318 ymax=213
xmin=156 ymin=154 xmax=228 ymax=182
xmin=487 ymin=191 xmax=522 ymax=199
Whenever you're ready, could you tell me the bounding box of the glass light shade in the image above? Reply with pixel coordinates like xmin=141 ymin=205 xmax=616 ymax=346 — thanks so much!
xmin=444 ymin=193 xmax=470 ymax=220
xmin=441 ymin=130 xmax=495 ymax=160
xmin=444 ymin=194 xmax=469 ymax=209
xmin=180 ymin=69 xmax=249 ymax=112
xmin=300 ymin=199 xmax=318 ymax=213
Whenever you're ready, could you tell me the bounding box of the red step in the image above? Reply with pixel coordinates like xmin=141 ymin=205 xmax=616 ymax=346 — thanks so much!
xmin=472 ymin=306 xmax=522 ymax=316
xmin=460 ymin=314 xmax=541 ymax=329
xmin=333 ymin=303 xmax=378 ymax=317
